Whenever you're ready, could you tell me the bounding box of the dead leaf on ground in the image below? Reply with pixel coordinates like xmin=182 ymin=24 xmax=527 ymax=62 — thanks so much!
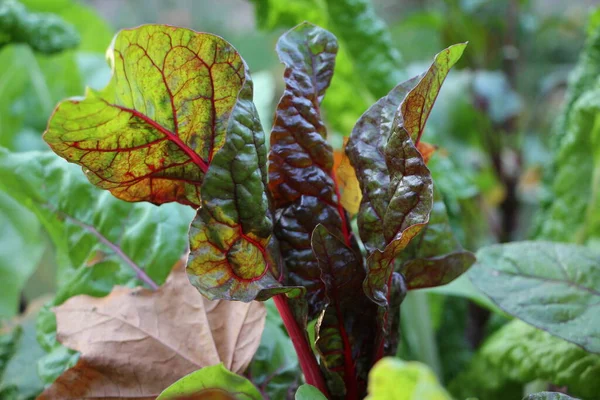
xmin=37 ymin=260 xmax=266 ymax=400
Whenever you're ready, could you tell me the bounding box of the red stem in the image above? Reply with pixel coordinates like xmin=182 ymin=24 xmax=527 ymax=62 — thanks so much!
xmin=273 ymin=294 xmax=330 ymax=398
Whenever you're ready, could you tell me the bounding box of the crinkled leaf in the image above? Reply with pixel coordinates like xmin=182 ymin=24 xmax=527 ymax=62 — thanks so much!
xmin=324 ymin=0 xmax=404 ymax=98
xmin=187 ymin=53 xmax=292 ymax=302
xmin=248 ymin=300 xmax=300 ymax=400
xmin=295 ymin=384 xmax=328 ymax=400
xmin=157 ymin=364 xmax=262 ymax=400
xmin=311 ymin=225 xmax=376 ymax=398
xmin=0 ymin=0 xmax=79 ymax=54
xmin=470 ymin=241 xmax=600 ymax=354
xmin=536 ymin=87 xmax=600 ymax=244
xmin=45 ymin=24 xmax=250 ymax=207
xmin=346 ymin=75 xmax=421 ymax=253
xmin=536 ymin=14 xmax=600 ymax=244
xmin=249 ymin=0 xmax=385 ymax=136
xmin=397 ymin=191 xmax=475 ymax=289
xmin=524 ymin=393 xmax=580 ymax=400
xmin=38 ymin=263 xmax=266 ymax=399
xmin=361 ymin=116 xmax=432 ymax=308
xmin=366 ymin=358 xmax=452 ymax=400
xmin=449 ymin=320 xmax=600 ymax=400
xmin=267 ymin=22 xmax=354 ymax=317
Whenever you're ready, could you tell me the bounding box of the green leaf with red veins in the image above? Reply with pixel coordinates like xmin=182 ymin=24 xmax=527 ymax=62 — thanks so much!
xmin=311 ymin=225 xmax=377 ymax=399
xmin=396 ymin=190 xmax=475 ymax=290
xmin=187 ymin=68 xmax=298 ymax=302
xmin=268 ymin=22 xmax=355 ymax=318
xmin=44 ymin=24 xmax=248 ymax=207
xmin=401 ymin=43 xmax=467 ymax=145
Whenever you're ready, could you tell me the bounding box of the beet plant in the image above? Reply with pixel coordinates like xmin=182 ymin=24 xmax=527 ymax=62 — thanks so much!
xmin=40 ymin=22 xmax=472 ymax=398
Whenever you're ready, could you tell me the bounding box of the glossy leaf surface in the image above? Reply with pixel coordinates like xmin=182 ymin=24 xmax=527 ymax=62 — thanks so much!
xmin=45 ymin=24 xmax=249 ymax=207
xmin=157 ymin=364 xmax=262 ymax=400
xmin=346 ymin=76 xmax=421 ymax=253
xmin=268 ymin=22 xmax=353 ymax=316
xmin=187 ymin=64 xmax=291 ymax=302
xmin=470 ymin=241 xmax=600 ymax=354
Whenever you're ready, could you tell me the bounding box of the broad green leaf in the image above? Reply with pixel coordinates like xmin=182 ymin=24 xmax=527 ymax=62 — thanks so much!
xmin=469 ymin=241 xmax=600 ymax=354
xmin=524 ymin=393 xmax=580 ymax=400
xmin=157 ymin=363 xmax=262 ymax=400
xmin=0 ymin=192 xmax=44 ymax=318
xmin=267 ymin=22 xmax=355 ymax=316
xmin=449 ymin=320 xmax=600 ymax=400
xmin=296 ymin=384 xmax=328 ymax=400
xmin=0 ymin=0 xmax=79 ymax=54
xmin=187 ymin=43 xmax=292 ymax=302
xmin=324 ymin=0 xmax=405 ymax=98
xmin=536 ymin=14 xmax=600 ymax=244
xmin=366 ymin=357 xmax=452 ymax=400
xmin=0 ymin=149 xmax=193 ymax=381
xmin=248 ymin=300 xmax=300 ymax=399
xmin=311 ymin=225 xmax=376 ymax=398
xmin=45 ymin=24 xmax=249 ymax=207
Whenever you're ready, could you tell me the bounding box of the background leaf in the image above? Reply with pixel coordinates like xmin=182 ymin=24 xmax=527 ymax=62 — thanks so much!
xmin=524 ymin=393 xmax=580 ymax=400
xmin=449 ymin=320 xmax=600 ymax=400
xmin=0 ymin=299 xmax=47 ymax=399
xmin=295 ymin=384 xmax=328 ymax=400
xmin=157 ymin=363 xmax=262 ymax=400
xmin=0 ymin=149 xmax=194 ymax=383
xmin=0 ymin=192 xmax=44 ymax=318
xmin=469 ymin=241 xmax=600 ymax=354
xmin=366 ymin=357 xmax=452 ymax=400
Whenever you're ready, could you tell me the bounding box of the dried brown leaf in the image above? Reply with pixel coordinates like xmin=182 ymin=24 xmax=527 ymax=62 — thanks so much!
xmin=37 ymin=262 xmax=266 ymax=400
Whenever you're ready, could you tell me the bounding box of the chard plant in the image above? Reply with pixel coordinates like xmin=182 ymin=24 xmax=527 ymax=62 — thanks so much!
xmin=40 ymin=22 xmax=473 ymax=398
